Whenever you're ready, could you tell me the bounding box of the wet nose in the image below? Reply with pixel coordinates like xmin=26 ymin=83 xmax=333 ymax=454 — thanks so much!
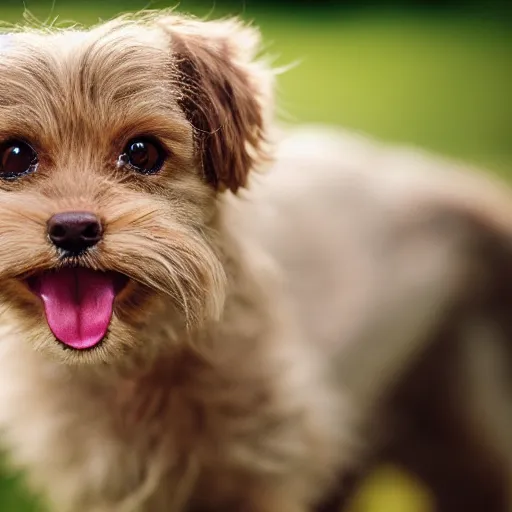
xmin=47 ymin=211 xmax=103 ymax=253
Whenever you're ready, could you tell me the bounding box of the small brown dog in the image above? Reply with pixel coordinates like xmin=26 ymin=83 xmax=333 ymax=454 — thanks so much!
xmin=0 ymin=10 xmax=511 ymax=512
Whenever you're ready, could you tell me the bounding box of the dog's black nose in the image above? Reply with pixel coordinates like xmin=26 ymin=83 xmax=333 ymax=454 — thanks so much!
xmin=47 ymin=211 xmax=103 ymax=253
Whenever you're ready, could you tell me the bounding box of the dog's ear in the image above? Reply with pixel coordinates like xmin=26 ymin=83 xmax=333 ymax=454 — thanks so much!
xmin=156 ymin=16 xmax=273 ymax=193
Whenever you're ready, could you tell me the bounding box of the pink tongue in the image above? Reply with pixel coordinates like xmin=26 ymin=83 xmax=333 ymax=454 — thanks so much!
xmin=37 ymin=268 xmax=115 ymax=350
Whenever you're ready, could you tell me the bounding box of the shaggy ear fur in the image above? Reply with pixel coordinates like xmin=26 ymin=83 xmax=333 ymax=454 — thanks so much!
xmin=157 ymin=16 xmax=273 ymax=192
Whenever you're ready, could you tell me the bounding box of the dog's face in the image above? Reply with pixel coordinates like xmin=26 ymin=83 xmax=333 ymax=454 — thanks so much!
xmin=0 ymin=13 xmax=271 ymax=364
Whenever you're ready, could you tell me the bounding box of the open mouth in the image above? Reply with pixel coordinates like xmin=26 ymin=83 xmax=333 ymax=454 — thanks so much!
xmin=27 ymin=268 xmax=129 ymax=350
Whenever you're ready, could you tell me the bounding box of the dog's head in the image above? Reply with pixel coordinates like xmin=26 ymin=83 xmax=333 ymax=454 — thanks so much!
xmin=0 ymin=12 xmax=272 ymax=364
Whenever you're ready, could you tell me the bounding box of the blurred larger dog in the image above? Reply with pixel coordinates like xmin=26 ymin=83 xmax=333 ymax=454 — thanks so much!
xmin=0 ymin=11 xmax=510 ymax=512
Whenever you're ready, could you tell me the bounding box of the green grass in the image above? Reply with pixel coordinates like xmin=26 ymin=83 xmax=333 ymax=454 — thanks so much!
xmin=0 ymin=1 xmax=510 ymax=510
xmin=266 ymin=14 xmax=512 ymax=173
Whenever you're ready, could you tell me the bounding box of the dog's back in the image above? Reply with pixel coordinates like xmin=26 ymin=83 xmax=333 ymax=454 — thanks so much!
xmin=236 ymin=126 xmax=512 ymax=510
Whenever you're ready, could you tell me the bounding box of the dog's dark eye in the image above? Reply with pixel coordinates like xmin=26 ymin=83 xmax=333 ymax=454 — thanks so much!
xmin=0 ymin=140 xmax=38 ymax=179
xmin=121 ymin=138 xmax=165 ymax=175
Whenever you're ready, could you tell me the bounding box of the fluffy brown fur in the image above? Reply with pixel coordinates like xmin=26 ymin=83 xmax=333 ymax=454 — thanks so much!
xmin=0 ymin=10 xmax=510 ymax=512
xmin=0 ymin=12 xmax=345 ymax=512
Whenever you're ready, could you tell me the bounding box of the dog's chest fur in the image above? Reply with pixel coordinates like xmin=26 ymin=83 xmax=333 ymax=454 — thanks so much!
xmin=0 ymin=274 xmax=345 ymax=511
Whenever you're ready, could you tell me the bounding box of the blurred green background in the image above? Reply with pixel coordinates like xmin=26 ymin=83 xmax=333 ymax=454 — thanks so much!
xmin=0 ymin=0 xmax=510 ymax=510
